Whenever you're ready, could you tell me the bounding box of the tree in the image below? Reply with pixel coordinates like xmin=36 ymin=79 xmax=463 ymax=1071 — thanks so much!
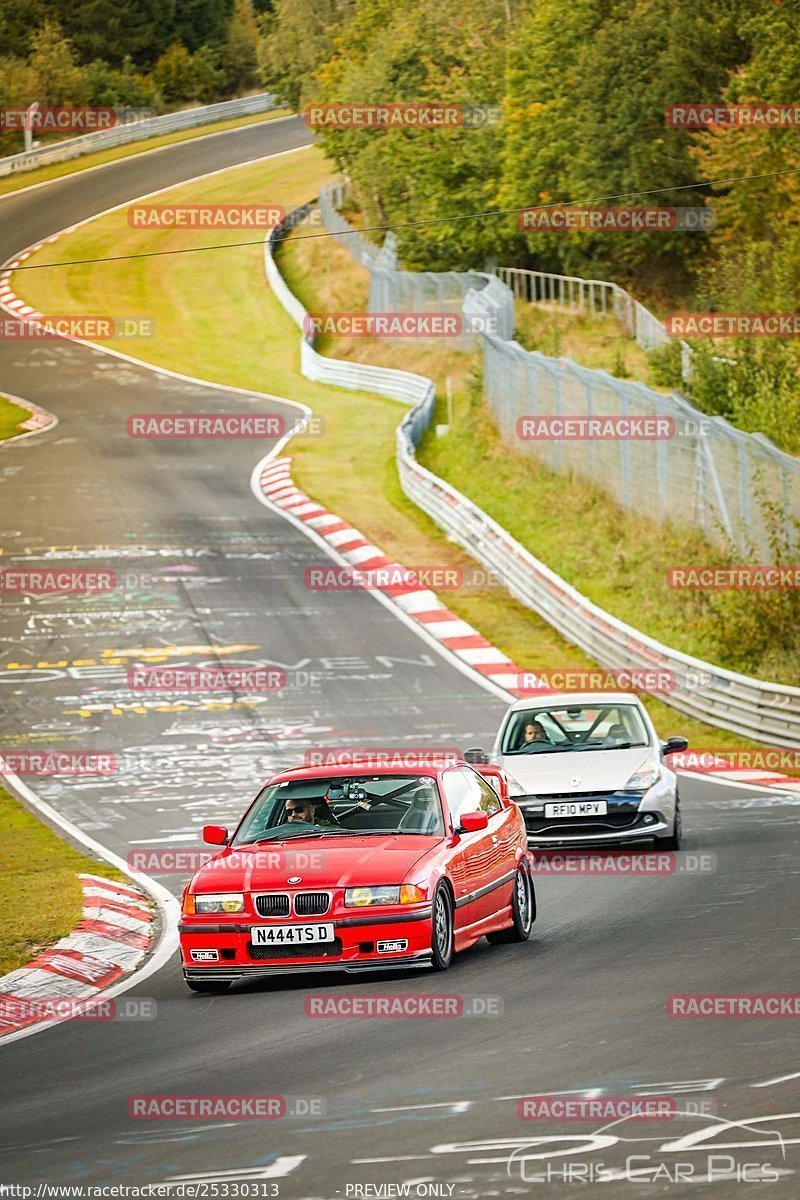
xmin=27 ymin=20 xmax=88 ymax=104
xmin=219 ymin=0 xmax=260 ymax=95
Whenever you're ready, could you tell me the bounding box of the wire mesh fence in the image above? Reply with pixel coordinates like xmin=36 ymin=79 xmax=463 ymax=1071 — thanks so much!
xmin=321 ymin=184 xmax=800 ymax=557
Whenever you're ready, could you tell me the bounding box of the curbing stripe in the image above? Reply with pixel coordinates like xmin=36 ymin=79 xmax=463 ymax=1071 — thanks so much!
xmin=0 ymin=875 xmax=155 ymax=1039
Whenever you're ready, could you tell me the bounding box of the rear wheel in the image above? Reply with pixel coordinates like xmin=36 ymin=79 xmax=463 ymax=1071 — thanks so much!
xmin=487 ymin=868 xmax=535 ymax=944
xmin=430 ymin=884 xmax=454 ymax=971
xmin=184 ymin=977 xmax=231 ymax=994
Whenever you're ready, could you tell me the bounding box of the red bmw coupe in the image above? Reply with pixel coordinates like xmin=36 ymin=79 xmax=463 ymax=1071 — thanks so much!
xmin=179 ymin=757 xmax=535 ymax=991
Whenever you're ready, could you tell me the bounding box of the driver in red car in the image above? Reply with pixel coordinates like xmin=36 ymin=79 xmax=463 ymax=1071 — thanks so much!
xmin=283 ymin=797 xmax=337 ymax=825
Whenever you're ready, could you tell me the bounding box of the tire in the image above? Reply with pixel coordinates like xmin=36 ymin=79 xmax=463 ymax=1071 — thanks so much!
xmin=487 ymin=868 xmax=535 ymax=944
xmin=430 ymin=884 xmax=454 ymax=971
xmin=184 ymin=977 xmax=231 ymax=994
xmin=655 ymin=793 xmax=682 ymax=851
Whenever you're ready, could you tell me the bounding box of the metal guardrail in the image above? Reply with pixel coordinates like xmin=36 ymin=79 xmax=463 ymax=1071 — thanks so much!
xmin=0 ymin=93 xmax=281 ymax=178
xmin=265 ymin=203 xmax=800 ymax=747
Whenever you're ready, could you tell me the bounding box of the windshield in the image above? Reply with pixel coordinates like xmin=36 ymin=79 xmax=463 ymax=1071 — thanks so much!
xmin=501 ymin=703 xmax=649 ymax=755
xmin=233 ymin=774 xmax=445 ymax=844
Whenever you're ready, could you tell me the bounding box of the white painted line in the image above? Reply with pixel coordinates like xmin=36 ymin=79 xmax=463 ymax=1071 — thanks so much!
xmin=752 ymin=1071 xmax=800 ymax=1088
xmin=422 ymin=619 xmax=476 ymax=640
xmin=459 ymin=647 xmax=513 ymax=665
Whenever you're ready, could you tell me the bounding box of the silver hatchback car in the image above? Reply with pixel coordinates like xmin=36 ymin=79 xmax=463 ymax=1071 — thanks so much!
xmin=469 ymin=692 xmax=687 ymax=849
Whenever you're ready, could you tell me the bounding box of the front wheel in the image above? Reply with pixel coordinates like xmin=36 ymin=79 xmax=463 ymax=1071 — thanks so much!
xmin=487 ymin=868 xmax=535 ymax=944
xmin=184 ymin=977 xmax=231 ymax=994
xmin=430 ymin=884 xmax=454 ymax=971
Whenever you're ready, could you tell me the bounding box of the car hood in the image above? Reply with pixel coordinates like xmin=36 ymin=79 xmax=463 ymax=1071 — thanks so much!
xmin=192 ymin=835 xmax=440 ymax=892
xmin=501 ymin=747 xmax=653 ymax=795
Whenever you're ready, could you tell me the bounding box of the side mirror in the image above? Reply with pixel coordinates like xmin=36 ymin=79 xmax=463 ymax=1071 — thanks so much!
xmin=661 ymin=736 xmax=688 ymax=756
xmin=459 ymin=810 xmax=489 ymax=833
xmin=203 ymin=824 xmax=229 ymax=845
xmin=464 ymin=747 xmax=490 ymax=764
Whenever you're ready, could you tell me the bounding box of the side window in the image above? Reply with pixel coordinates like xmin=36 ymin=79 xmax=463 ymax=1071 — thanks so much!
xmin=442 ymin=767 xmax=501 ymax=823
xmin=470 ymin=769 xmax=502 ymax=816
xmin=441 ymin=768 xmax=474 ymax=826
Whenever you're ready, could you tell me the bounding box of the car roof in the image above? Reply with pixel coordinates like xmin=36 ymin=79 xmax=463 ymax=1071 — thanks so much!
xmin=266 ymin=758 xmax=465 ymax=786
xmin=504 ymin=691 xmax=645 ymax=712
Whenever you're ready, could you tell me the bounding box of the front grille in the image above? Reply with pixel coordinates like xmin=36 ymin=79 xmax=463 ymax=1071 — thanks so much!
xmin=248 ymin=939 xmax=343 ymax=960
xmin=254 ymin=893 xmax=290 ymax=917
xmin=525 ymin=811 xmax=641 ymax=828
xmin=295 ymin=891 xmax=330 ymax=916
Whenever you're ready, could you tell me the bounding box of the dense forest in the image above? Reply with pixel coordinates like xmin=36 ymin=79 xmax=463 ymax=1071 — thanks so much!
xmin=4 ymin=0 xmax=799 ymax=450
xmin=0 ymin=0 xmax=271 ymax=148
xmin=261 ymin=0 xmax=800 ymax=453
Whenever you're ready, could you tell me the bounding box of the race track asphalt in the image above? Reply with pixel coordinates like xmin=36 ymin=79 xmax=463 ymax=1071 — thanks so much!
xmin=0 ymin=115 xmax=798 ymax=1198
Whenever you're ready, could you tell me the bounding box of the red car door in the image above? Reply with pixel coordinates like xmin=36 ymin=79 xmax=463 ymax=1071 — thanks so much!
xmin=441 ymin=766 xmax=506 ymax=929
xmin=467 ymin=767 xmax=519 ymax=919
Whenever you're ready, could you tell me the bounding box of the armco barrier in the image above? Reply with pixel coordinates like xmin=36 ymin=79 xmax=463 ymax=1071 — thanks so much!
xmin=0 ymin=93 xmax=280 ymax=178
xmin=265 ymin=204 xmax=800 ymax=747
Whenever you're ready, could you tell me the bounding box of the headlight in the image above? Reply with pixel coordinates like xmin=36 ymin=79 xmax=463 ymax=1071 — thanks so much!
xmin=192 ymin=892 xmax=244 ymax=914
xmin=345 ymin=885 xmax=425 ymax=907
xmin=624 ymin=762 xmax=661 ymax=791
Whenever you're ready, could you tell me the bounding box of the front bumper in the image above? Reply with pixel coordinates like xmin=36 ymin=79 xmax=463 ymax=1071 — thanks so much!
xmin=516 ymin=790 xmax=671 ymax=846
xmin=183 ymin=953 xmax=433 ymax=983
xmin=179 ymin=905 xmax=433 ymax=976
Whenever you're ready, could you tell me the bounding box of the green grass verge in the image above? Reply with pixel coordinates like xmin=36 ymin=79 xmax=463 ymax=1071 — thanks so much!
xmin=513 ymin=302 xmax=665 ymax=388
xmin=10 ymin=147 xmax=774 ymax=754
xmin=0 ymin=106 xmax=293 ymax=199
xmin=0 ymin=396 xmax=31 ymax=440
xmin=0 ymin=786 xmax=126 ymax=976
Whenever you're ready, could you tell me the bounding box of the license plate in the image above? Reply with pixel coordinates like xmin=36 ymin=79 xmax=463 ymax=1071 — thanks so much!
xmin=544 ymin=800 xmax=608 ymax=818
xmin=251 ymin=923 xmax=334 ymax=945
